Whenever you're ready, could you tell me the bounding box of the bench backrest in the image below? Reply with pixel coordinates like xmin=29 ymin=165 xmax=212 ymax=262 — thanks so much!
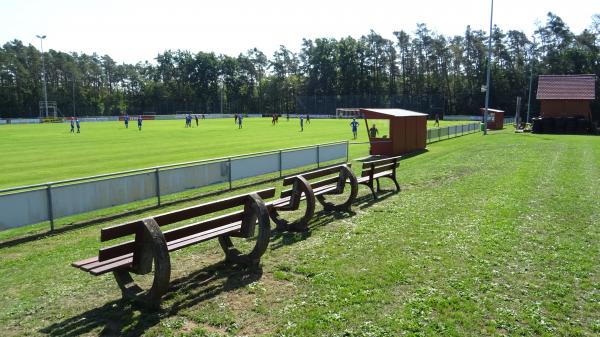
xmin=97 ymin=188 xmax=276 ymax=261
xmin=280 ymin=164 xmax=350 ymax=199
xmin=360 ymin=156 xmax=401 ymax=178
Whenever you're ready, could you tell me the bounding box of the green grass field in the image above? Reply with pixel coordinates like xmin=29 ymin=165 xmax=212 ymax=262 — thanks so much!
xmin=0 ymin=118 xmax=461 ymax=189
xmin=1 ymin=123 xmax=598 ymax=336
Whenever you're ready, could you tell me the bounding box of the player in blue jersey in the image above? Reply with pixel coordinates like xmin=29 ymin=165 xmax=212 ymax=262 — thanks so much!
xmin=70 ymin=117 xmax=75 ymax=134
xmin=124 ymin=115 xmax=129 ymax=128
xmin=237 ymin=114 xmax=243 ymax=129
xmin=350 ymin=118 xmax=359 ymax=139
xmin=137 ymin=115 xmax=143 ymax=130
xmin=75 ymin=118 xmax=81 ymax=133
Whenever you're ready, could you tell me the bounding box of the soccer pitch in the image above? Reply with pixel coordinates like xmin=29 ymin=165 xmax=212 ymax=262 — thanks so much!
xmin=0 ymin=118 xmax=460 ymax=189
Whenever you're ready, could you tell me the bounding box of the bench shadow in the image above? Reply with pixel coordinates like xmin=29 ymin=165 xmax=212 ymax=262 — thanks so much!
xmin=354 ymin=189 xmax=396 ymax=209
xmin=40 ymin=261 xmax=262 ymax=337
xmin=269 ymin=207 xmax=356 ymax=250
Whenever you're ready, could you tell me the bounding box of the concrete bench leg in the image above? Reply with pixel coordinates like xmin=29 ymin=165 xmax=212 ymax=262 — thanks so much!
xmin=316 ymin=165 xmax=358 ymax=211
xmin=219 ymin=193 xmax=271 ymax=266
xmin=270 ymin=176 xmax=315 ymax=232
xmin=113 ymin=218 xmax=171 ymax=310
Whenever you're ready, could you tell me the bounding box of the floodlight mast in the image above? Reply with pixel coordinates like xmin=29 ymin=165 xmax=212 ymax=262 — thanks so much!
xmin=36 ymin=34 xmax=49 ymax=118
xmin=483 ymin=0 xmax=494 ymax=136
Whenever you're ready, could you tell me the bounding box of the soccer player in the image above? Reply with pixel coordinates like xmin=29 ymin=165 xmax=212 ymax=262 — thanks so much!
xmin=369 ymin=124 xmax=379 ymax=138
xmin=300 ymin=115 xmax=304 ymax=132
xmin=195 ymin=114 xmax=199 ymax=127
xmin=76 ymin=118 xmax=81 ymax=133
xmin=238 ymin=114 xmax=243 ymax=129
xmin=306 ymin=114 xmax=310 ymax=123
xmin=234 ymin=113 xmax=238 ymax=124
xmin=286 ymin=113 xmax=290 ymax=121
xmin=272 ymin=114 xmax=276 ymax=125
xmin=137 ymin=115 xmax=143 ymax=130
xmin=350 ymin=118 xmax=359 ymax=139
xmin=124 ymin=114 xmax=129 ymax=128
xmin=70 ymin=117 xmax=75 ymax=134
xmin=434 ymin=113 xmax=440 ymax=127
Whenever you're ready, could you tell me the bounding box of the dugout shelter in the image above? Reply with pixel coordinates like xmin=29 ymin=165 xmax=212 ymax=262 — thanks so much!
xmin=480 ymin=108 xmax=504 ymax=130
xmin=359 ymin=108 xmax=427 ymax=156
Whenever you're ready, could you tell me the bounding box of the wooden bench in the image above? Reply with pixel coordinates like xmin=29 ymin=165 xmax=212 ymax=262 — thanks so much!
xmin=356 ymin=156 xmax=402 ymax=199
xmin=72 ymin=188 xmax=275 ymax=309
xmin=267 ymin=164 xmax=358 ymax=231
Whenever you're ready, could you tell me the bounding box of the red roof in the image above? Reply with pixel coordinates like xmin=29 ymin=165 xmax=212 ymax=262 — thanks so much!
xmin=536 ymin=75 xmax=596 ymax=100
xmin=359 ymin=108 xmax=428 ymax=118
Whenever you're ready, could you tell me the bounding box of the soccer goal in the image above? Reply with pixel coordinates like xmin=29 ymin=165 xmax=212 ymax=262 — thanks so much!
xmin=336 ymin=108 xmax=361 ymax=119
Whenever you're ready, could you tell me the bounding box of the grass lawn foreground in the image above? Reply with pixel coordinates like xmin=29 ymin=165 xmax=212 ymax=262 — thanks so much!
xmin=0 ymin=125 xmax=598 ymax=336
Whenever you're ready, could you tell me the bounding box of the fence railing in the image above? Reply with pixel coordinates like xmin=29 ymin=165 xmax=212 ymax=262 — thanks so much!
xmin=426 ymin=122 xmax=481 ymax=143
xmin=0 ymin=141 xmax=349 ymax=231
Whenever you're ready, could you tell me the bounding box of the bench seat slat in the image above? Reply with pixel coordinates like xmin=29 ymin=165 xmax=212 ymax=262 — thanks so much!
xmin=280 ymin=176 xmax=339 ymax=199
xmin=361 ymin=163 xmax=399 ymax=177
xmin=99 ymin=211 xmax=245 ymax=262
xmin=282 ymin=165 xmax=344 ymax=185
xmin=72 ymin=256 xmax=101 ymax=268
xmin=90 ymin=257 xmax=133 ymax=275
xmin=101 ymin=188 xmax=275 ymax=242
xmin=80 ymin=253 xmax=133 ymax=272
xmin=86 ymin=223 xmax=244 ymax=275
xmin=357 ymin=171 xmax=395 ymax=183
xmin=361 ymin=156 xmax=402 ymax=168
xmin=168 ymin=222 xmax=242 ymax=252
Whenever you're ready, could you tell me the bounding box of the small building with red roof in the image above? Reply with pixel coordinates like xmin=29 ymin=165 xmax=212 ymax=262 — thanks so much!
xmin=536 ymin=74 xmax=596 ymax=121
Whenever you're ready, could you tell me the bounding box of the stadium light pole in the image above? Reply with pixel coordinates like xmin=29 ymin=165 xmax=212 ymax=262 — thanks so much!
xmin=526 ymin=37 xmax=535 ymax=125
xmin=483 ymin=0 xmax=494 ymax=136
xmin=36 ymin=35 xmax=49 ymax=118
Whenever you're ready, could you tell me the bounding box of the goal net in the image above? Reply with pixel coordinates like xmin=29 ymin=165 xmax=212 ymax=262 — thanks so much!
xmin=336 ymin=108 xmax=361 ymax=119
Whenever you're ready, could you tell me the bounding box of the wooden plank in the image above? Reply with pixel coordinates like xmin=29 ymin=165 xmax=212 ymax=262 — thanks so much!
xmin=312 ymin=184 xmax=338 ymax=196
xmin=361 ymin=162 xmax=399 ymax=177
xmin=101 ymin=188 xmax=275 ymax=241
xmin=89 ymin=257 xmax=133 ymax=276
xmin=300 ymin=165 xmax=344 ymax=181
xmin=168 ymin=222 xmax=242 ymax=251
xmin=162 ymin=211 xmax=243 ymax=242
xmin=71 ymin=256 xmax=100 ymax=268
xmin=99 ymin=241 xmax=136 ymax=262
xmin=310 ymin=176 xmax=340 ymax=190
xmin=99 ymin=211 xmax=244 ymax=262
xmin=80 ymin=253 xmax=133 ymax=272
xmin=361 ymin=156 xmax=402 ymax=168
xmin=86 ymin=223 xmax=243 ymax=275
xmin=282 ymin=165 xmax=342 ymax=185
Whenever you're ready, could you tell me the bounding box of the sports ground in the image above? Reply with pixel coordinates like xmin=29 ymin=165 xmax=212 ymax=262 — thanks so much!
xmin=0 ymin=119 xmax=599 ymax=336
xmin=0 ymin=118 xmax=459 ymax=189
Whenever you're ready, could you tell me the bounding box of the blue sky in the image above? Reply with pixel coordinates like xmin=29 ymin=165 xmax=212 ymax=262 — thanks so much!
xmin=1 ymin=0 xmax=598 ymax=64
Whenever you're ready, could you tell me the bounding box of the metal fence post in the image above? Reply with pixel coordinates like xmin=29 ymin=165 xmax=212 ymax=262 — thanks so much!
xmin=46 ymin=184 xmax=54 ymax=231
xmin=346 ymin=141 xmax=350 ymax=163
xmin=155 ymin=168 xmax=161 ymax=206
xmin=317 ymin=144 xmax=320 ymax=168
xmin=228 ymin=157 xmax=232 ymax=190
xmin=279 ymin=150 xmax=283 ymax=177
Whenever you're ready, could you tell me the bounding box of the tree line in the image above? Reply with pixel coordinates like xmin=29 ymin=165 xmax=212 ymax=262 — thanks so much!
xmin=0 ymin=12 xmax=598 ymax=119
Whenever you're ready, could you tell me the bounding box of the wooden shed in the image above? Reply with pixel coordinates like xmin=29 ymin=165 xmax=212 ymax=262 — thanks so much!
xmin=480 ymin=108 xmax=504 ymax=130
xmin=536 ymin=74 xmax=596 ymax=121
xmin=359 ymin=108 xmax=428 ymax=156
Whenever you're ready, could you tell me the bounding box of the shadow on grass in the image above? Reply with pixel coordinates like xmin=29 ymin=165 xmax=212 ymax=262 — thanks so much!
xmin=40 ymin=261 xmax=262 ymax=337
xmin=269 ymin=205 xmax=356 ymax=250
